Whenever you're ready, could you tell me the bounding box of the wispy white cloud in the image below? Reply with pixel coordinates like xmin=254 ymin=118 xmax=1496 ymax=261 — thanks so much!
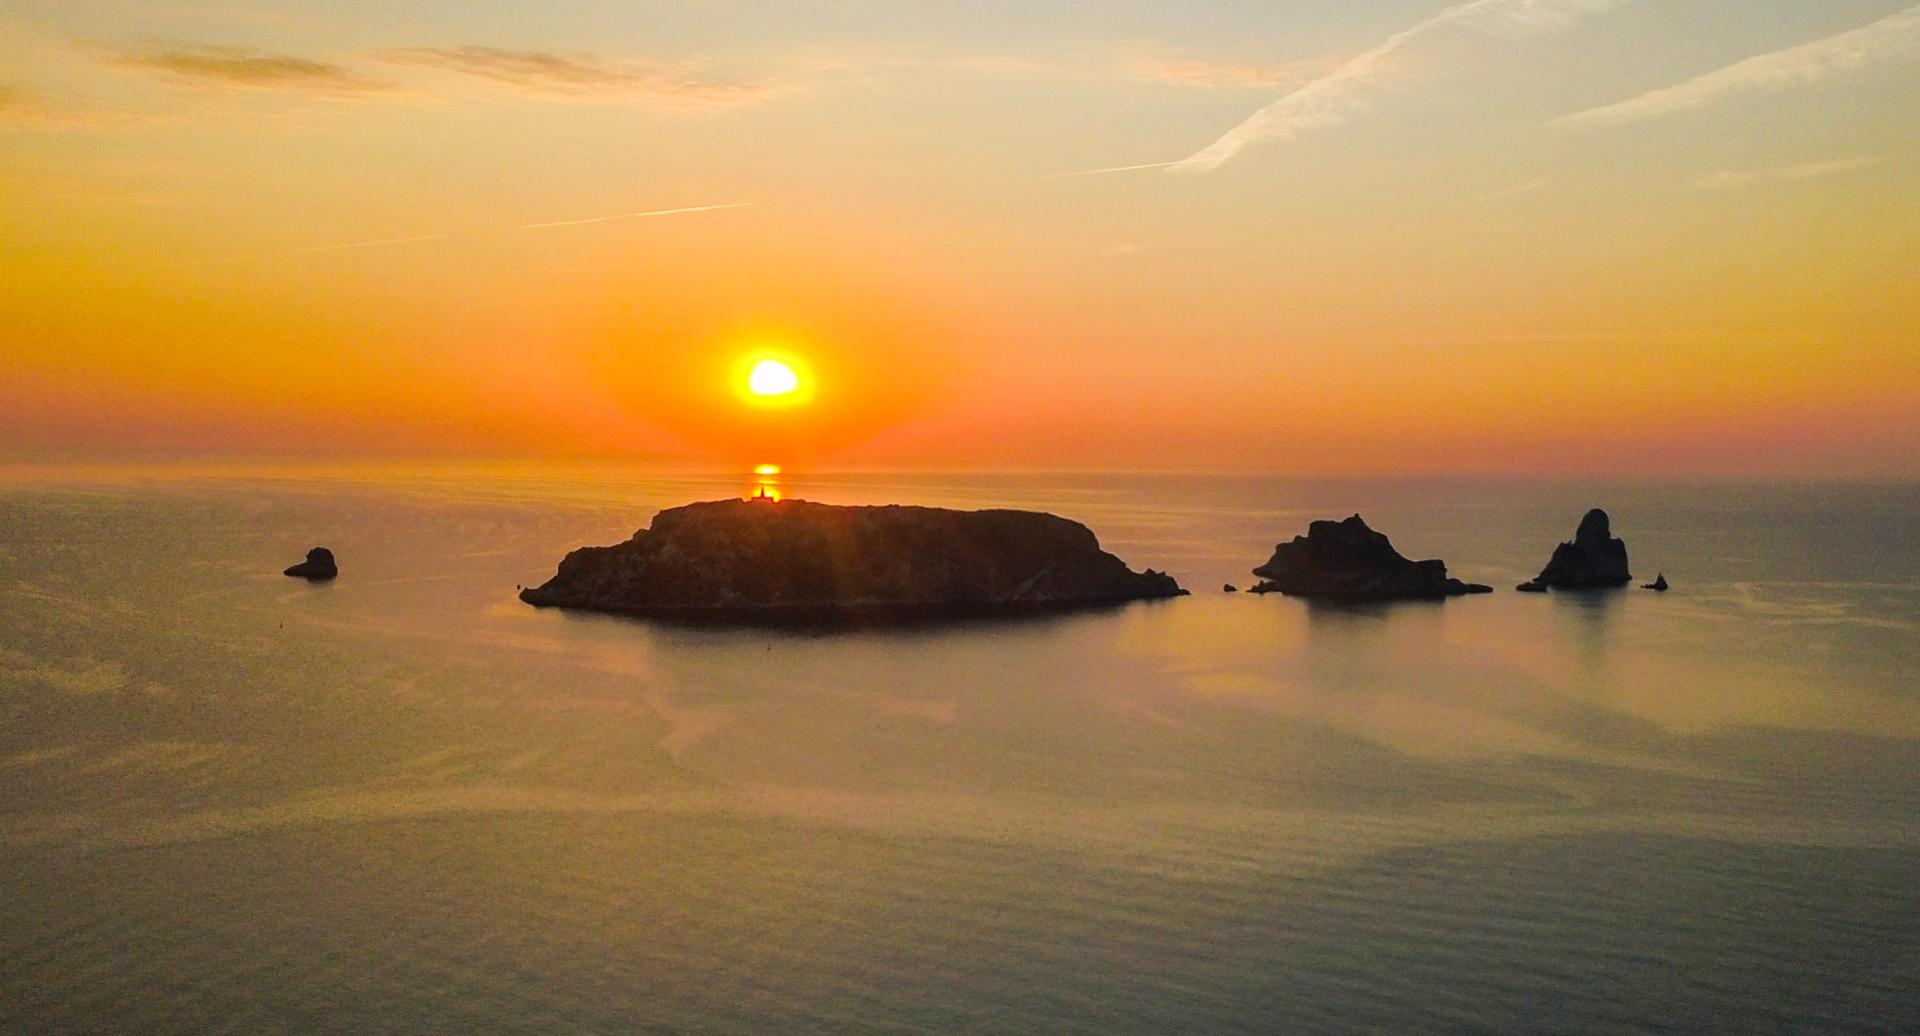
xmin=1165 ymin=0 xmax=1630 ymax=174
xmin=104 ymin=42 xmax=786 ymax=108
xmin=191 ymin=232 xmax=449 ymax=266
xmin=1694 ymin=156 xmax=1879 ymax=190
xmin=1115 ymin=44 xmax=1328 ymax=90
xmin=115 ymin=45 xmax=394 ymax=94
xmin=1556 ymin=3 xmax=1920 ymax=126
xmin=188 ymin=202 xmax=749 ymax=266
xmin=1468 ymin=176 xmax=1552 ymax=203
xmin=1134 ymin=58 xmax=1302 ymax=89
xmin=0 ymin=86 xmax=72 ymax=129
xmin=0 ymin=96 xmax=182 ymax=132
xmin=0 ymin=170 xmax=171 ymax=206
xmin=519 ymin=202 xmax=752 ymax=230
xmin=1401 ymin=330 xmax=1637 ymax=346
xmin=378 ymin=46 xmax=783 ymax=107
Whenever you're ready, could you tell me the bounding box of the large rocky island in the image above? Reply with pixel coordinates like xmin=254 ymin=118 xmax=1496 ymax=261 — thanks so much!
xmin=1250 ymin=515 xmax=1492 ymax=602
xmin=1516 ymin=508 xmax=1632 ymax=592
xmin=520 ymin=498 xmax=1186 ymax=624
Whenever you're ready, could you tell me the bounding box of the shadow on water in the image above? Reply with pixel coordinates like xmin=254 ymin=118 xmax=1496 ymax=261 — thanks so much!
xmin=1298 ymin=596 xmax=1451 ymax=692
xmin=1550 ymin=588 xmax=1625 ymax=695
xmin=537 ymin=593 xmax=1189 ymax=640
xmin=1299 ymin=597 xmax=1450 ymax=623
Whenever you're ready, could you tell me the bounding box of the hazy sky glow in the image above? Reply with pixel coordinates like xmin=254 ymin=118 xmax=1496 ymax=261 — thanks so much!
xmin=3 ymin=1 xmax=1917 ymax=474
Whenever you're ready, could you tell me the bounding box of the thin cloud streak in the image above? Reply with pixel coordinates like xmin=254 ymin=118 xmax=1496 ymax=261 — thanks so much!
xmin=1468 ymin=176 xmax=1552 ymax=203
xmin=115 ymin=46 xmax=393 ymax=93
xmin=519 ymin=202 xmax=753 ymax=230
xmin=1401 ymin=331 xmax=1640 ymax=346
xmin=288 ymin=232 xmax=452 ymax=254
xmin=1135 ymin=60 xmax=1296 ymax=89
xmin=1126 ymin=51 xmax=1324 ymax=90
xmin=189 ymin=202 xmax=748 ymax=266
xmin=1694 ymin=156 xmax=1879 ymax=190
xmin=1041 ymin=160 xmax=1187 ymax=179
xmin=1556 ymin=3 xmax=1920 ymax=126
xmin=1167 ymin=0 xmax=1629 ymax=173
xmin=108 ymin=43 xmax=784 ymax=107
xmin=191 ymin=233 xmax=450 ymax=266
xmin=378 ymin=47 xmax=782 ymax=107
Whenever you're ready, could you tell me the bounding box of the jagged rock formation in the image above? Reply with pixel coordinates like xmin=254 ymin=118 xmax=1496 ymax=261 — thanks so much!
xmin=283 ymin=547 xmax=337 ymax=581
xmin=1248 ymin=515 xmax=1491 ymax=602
xmin=1643 ymin=573 xmax=1669 ymax=592
xmin=1517 ymin=509 xmax=1632 ymax=592
xmin=519 ymin=498 xmax=1186 ymax=624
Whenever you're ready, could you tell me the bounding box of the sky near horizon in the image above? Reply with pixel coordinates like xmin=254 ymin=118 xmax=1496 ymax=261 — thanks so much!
xmin=3 ymin=1 xmax=1918 ymax=475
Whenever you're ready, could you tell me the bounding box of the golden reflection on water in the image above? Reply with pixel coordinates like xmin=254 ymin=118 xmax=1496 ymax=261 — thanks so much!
xmin=747 ymin=464 xmax=785 ymax=502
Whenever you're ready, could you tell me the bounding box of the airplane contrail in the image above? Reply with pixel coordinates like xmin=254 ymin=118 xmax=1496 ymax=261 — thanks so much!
xmin=1554 ymin=2 xmax=1920 ymax=127
xmin=284 ymin=232 xmax=451 ymax=254
xmin=1059 ymin=0 xmax=1628 ymax=178
xmin=1172 ymin=0 xmax=1629 ymax=173
xmin=1041 ymin=161 xmax=1188 ymax=179
xmin=519 ymin=202 xmax=753 ymax=230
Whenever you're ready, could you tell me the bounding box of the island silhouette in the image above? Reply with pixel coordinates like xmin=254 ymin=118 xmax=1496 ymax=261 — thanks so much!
xmin=510 ymin=496 xmax=1669 ymax=625
xmin=519 ymin=497 xmax=1186 ymax=625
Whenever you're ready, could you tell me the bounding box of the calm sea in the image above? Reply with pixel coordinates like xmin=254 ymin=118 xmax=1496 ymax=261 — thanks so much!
xmin=2 ymin=467 xmax=1916 ymax=1034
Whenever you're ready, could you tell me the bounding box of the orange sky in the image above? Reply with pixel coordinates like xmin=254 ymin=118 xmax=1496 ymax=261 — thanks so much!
xmin=3 ymin=2 xmax=1918 ymax=475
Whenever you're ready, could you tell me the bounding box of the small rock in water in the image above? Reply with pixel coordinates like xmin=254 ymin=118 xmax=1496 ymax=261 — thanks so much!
xmin=1223 ymin=584 xmax=1239 ymax=593
xmin=284 ymin=547 xmax=338 ymax=581
xmin=1643 ymin=573 xmax=1669 ymax=592
xmin=1516 ymin=581 xmax=1548 ymax=593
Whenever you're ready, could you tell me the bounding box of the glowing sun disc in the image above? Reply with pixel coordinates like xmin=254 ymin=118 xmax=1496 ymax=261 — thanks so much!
xmin=747 ymin=359 xmax=800 ymax=397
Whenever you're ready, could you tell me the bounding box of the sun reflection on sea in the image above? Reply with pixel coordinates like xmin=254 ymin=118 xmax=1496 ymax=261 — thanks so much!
xmin=747 ymin=464 xmax=784 ymax=502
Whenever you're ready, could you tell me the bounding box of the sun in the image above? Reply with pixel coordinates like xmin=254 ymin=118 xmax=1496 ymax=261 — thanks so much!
xmin=747 ymin=359 xmax=800 ymax=397
xmin=732 ymin=350 xmax=815 ymax=409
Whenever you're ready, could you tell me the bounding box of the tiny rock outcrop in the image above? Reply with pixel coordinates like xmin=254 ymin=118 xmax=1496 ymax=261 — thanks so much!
xmin=1518 ymin=509 xmax=1632 ymax=592
xmin=519 ymin=498 xmax=1186 ymax=624
xmin=1248 ymin=515 xmax=1491 ymax=602
xmin=283 ymin=547 xmax=337 ymax=581
xmin=1223 ymin=584 xmax=1239 ymax=594
xmin=1643 ymin=573 xmax=1669 ymax=592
